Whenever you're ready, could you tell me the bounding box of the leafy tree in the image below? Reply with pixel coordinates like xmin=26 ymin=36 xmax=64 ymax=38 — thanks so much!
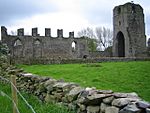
xmin=78 ymin=27 xmax=97 ymax=52
xmin=87 ymin=38 xmax=97 ymax=52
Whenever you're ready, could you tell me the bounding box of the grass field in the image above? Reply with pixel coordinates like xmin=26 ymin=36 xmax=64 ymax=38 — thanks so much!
xmin=18 ymin=61 xmax=150 ymax=101
xmin=0 ymin=82 xmax=74 ymax=113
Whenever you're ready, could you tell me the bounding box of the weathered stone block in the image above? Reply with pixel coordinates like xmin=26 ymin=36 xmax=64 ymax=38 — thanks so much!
xmin=119 ymin=104 xmax=141 ymax=113
xmin=45 ymin=93 xmax=55 ymax=103
xmin=112 ymin=98 xmax=130 ymax=107
xmin=100 ymin=103 xmax=110 ymax=113
xmin=136 ymin=101 xmax=150 ymax=109
xmin=67 ymin=86 xmax=84 ymax=102
xmin=97 ymin=90 xmax=113 ymax=94
xmin=114 ymin=92 xmax=140 ymax=99
xmin=105 ymin=106 xmax=119 ymax=113
xmin=86 ymin=94 xmax=112 ymax=105
xmin=87 ymin=106 xmax=100 ymax=113
xmin=44 ymin=79 xmax=57 ymax=87
xmin=103 ymin=96 xmax=114 ymax=104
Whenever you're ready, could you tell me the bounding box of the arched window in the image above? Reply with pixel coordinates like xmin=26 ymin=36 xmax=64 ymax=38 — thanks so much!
xmin=14 ymin=39 xmax=22 ymax=47
xmin=72 ymin=41 xmax=77 ymax=51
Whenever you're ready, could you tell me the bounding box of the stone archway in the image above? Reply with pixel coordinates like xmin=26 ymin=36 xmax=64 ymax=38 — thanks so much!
xmin=116 ymin=31 xmax=125 ymax=57
xmin=13 ymin=39 xmax=23 ymax=57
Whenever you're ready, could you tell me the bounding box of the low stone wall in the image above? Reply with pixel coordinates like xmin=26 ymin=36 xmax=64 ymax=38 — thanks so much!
xmin=14 ymin=73 xmax=150 ymax=113
xmin=11 ymin=57 xmax=150 ymax=65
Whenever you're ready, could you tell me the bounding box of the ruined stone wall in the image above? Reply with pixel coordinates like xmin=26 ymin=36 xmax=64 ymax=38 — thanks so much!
xmin=1 ymin=26 xmax=89 ymax=60
xmin=112 ymin=2 xmax=147 ymax=57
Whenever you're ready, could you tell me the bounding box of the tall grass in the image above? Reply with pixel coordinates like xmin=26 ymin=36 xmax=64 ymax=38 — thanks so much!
xmin=18 ymin=61 xmax=150 ymax=101
xmin=0 ymin=82 xmax=74 ymax=113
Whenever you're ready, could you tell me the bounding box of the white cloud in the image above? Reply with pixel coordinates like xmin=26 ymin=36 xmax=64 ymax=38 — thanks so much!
xmin=6 ymin=12 xmax=90 ymax=37
xmin=0 ymin=0 xmax=150 ymax=40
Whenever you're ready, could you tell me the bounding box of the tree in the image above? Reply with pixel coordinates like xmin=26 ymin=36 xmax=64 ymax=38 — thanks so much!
xmin=78 ymin=27 xmax=95 ymax=39
xmin=95 ymin=27 xmax=113 ymax=50
xmin=78 ymin=27 xmax=97 ymax=52
xmin=77 ymin=27 xmax=113 ymax=51
xmin=87 ymin=38 xmax=97 ymax=52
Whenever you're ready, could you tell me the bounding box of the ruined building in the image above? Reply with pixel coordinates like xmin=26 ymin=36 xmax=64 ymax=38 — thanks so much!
xmin=1 ymin=2 xmax=148 ymax=62
xmin=112 ymin=2 xmax=147 ymax=57
xmin=1 ymin=26 xmax=89 ymax=60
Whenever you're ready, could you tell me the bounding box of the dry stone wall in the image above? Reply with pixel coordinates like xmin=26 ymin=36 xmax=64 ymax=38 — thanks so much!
xmin=14 ymin=72 xmax=150 ymax=113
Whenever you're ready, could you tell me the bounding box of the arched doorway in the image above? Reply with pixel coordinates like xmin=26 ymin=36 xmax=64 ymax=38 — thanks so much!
xmin=116 ymin=31 xmax=125 ymax=57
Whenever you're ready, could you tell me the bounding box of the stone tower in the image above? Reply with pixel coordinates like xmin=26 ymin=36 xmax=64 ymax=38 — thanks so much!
xmin=112 ymin=2 xmax=146 ymax=57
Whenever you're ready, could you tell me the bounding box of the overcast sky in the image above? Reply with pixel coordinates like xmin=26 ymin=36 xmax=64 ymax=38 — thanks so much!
xmin=0 ymin=0 xmax=150 ymax=38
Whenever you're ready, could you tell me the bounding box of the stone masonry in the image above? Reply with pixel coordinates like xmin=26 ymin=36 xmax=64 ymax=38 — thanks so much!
xmin=112 ymin=2 xmax=147 ymax=57
xmin=1 ymin=2 xmax=148 ymax=63
xmin=1 ymin=26 xmax=89 ymax=60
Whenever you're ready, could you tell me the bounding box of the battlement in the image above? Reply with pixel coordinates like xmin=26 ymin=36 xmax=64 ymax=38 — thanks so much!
xmin=1 ymin=26 xmax=75 ymax=38
xmin=1 ymin=26 xmax=89 ymax=60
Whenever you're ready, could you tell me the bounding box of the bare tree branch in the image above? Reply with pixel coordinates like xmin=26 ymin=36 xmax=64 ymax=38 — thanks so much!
xmin=77 ymin=26 xmax=113 ymax=51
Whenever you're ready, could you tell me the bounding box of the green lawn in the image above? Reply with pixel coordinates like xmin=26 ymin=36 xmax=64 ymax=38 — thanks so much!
xmin=0 ymin=82 xmax=74 ymax=113
xmin=18 ymin=61 xmax=150 ymax=101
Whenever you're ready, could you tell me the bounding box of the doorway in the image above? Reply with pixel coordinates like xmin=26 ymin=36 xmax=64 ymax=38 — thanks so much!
xmin=116 ymin=31 xmax=125 ymax=57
